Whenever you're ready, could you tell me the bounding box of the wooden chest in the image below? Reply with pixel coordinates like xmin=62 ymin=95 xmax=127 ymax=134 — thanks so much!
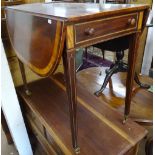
xmin=17 ymin=73 xmax=147 ymax=155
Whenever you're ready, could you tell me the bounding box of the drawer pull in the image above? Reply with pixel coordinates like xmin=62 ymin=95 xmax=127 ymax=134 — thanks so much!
xmin=84 ymin=28 xmax=95 ymax=35
xmin=128 ymin=18 xmax=136 ymax=26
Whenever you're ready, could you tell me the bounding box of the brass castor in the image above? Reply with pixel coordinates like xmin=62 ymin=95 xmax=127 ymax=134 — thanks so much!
xmin=25 ymin=89 xmax=32 ymax=96
xmin=74 ymin=147 xmax=80 ymax=154
xmin=122 ymin=115 xmax=128 ymax=124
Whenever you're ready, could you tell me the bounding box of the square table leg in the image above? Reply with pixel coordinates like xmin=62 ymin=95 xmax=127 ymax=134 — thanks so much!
xmin=18 ymin=59 xmax=31 ymax=96
xmin=124 ymin=33 xmax=140 ymax=123
xmin=62 ymin=48 xmax=80 ymax=154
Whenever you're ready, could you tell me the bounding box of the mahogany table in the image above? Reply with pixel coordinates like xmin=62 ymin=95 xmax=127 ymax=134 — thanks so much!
xmin=6 ymin=3 xmax=150 ymax=153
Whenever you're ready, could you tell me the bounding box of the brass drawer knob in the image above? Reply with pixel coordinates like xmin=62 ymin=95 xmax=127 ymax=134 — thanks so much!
xmin=128 ymin=18 xmax=136 ymax=26
xmin=84 ymin=28 xmax=95 ymax=35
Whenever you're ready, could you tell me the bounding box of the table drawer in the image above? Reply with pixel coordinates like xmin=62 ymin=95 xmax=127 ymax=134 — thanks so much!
xmin=75 ymin=13 xmax=138 ymax=45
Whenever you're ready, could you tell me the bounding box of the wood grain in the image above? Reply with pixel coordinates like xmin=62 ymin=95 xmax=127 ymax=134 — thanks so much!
xmin=125 ymin=33 xmax=140 ymax=118
xmin=138 ymin=11 xmax=144 ymax=30
xmin=27 ymin=114 xmax=57 ymax=155
xmin=6 ymin=3 xmax=149 ymax=23
xmin=17 ymin=73 xmax=147 ymax=155
xmin=67 ymin=25 xmax=74 ymax=49
xmin=75 ymin=13 xmax=138 ymax=45
xmin=6 ymin=3 xmax=150 ymax=152
xmin=6 ymin=10 xmax=65 ymax=76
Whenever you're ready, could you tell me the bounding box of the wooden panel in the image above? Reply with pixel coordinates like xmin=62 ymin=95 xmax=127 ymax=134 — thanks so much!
xmin=17 ymin=73 xmax=147 ymax=155
xmin=75 ymin=13 xmax=138 ymax=45
xmin=125 ymin=144 xmax=139 ymax=155
xmin=1 ymin=0 xmax=24 ymax=40
xmin=26 ymin=114 xmax=57 ymax=155
xmin=67 ymin=25 xmax=74 ymax=49
xmin=138 ymin=11 xmax=144 ymax=30
xmin=6 ymin=3 xmax=149 ymax=22
xmin=24 ymin=0 xmax=44 ymax=4
xmin=25 ymin=109 xmax=65 ymax=155
xmin=4 ymin=51 xmax=62 ymax=87
xmin=130 ymin=0 xmax=152 ymax=7
xmin=6 ymin=9 xmax=65 ymax=76
xmin=2 ymin=0 xmax=23 ymax=6
xmin=1 ymin=0 xmax=41 ymax=87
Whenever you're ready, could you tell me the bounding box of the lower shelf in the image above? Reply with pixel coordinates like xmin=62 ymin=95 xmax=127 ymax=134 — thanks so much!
xmin=17 ymin=73 xmax=147 ymax=155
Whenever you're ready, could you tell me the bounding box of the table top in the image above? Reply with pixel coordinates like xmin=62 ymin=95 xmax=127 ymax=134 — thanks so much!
xmin=7 ymin=3 xmax=149 ymax=22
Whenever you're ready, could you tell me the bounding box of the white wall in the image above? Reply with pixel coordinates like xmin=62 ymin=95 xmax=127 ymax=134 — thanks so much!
xmin=1 ymin=41 xmax=33 ymax=155
xmin=141 ymin=10 xmax=153 ymax=75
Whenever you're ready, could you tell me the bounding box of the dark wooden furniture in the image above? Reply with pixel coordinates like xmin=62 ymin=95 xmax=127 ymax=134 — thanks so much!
xmin=6 ymin=3 xmax=150 ymax=152
xmin=1 ymin=0 xmax=23 ymax=41
xmin=17 ymin=73 xmax=148 ymax=155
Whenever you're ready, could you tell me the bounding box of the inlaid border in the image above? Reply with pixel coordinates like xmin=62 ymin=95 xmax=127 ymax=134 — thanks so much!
xmin=74 ymin=13 xmax=138 ymax=45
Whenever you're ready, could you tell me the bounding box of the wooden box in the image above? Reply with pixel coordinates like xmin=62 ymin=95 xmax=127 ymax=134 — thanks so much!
xmin=17 ymin=73 xmax=147 ymax=155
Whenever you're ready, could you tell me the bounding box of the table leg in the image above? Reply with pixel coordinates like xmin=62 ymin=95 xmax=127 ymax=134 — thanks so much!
xmin=18 ymin=59 xmax=31 ymax=96
xmin=124 ymin=33 xmax=140 ymax=123
xmin=62 ymin=49 xmax=80 ymax=154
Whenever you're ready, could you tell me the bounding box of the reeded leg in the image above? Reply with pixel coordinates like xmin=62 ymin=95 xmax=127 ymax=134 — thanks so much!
xmin=62 ymin=49 xmax=80 ymax=154
xmin=124 ymin=33 xmax=140 ymax=123
xmin=18 ymin=59 xmax=31 ymax=96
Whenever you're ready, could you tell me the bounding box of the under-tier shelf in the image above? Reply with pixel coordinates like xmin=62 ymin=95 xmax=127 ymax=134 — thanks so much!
xmin=17 ymin=73 xmax=147 ymax=155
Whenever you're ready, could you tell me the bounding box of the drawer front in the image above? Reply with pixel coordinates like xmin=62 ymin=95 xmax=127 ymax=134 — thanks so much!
xmin=75 ymin=13 xmax=138 ymax=45
xmin=26 ymin=114 xmax=58 ymax=155
xmin=26 ymin=110 xmax=64 ymax=155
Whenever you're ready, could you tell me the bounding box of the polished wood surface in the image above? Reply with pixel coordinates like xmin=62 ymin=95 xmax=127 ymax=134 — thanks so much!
xmin=2 ymin=0 xmax=23 ymax=6
xmin=6 ymin=10 xmax=65 ymax=76
xmin=124 ymin=33 xmax=140 ymax=118
xmin=75 ymin=13 xmax=138 ymax=44
xmin=17 ymin=73 xmax=147 ymax=155
xmin=27 ymin=114 xmax=58 ymax=155
xmin=62 ymin=49 xmax=79 ymax=151
xmin=6 ymin=3 xmax=150 ymax=151
xmin=7 ymin=3 xmax=149 ymax=22
xmin=77 ymin=67 xmax=152 ymax=123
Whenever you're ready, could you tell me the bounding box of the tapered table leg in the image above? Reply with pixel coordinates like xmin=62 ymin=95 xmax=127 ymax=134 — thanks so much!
xmin=124 ymin=33 xmax=140 ymax=123
xmin=62 ymin=49 xmax=80 ymax=154
xmin=18 ymin=59 xmax=31 ymax=96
